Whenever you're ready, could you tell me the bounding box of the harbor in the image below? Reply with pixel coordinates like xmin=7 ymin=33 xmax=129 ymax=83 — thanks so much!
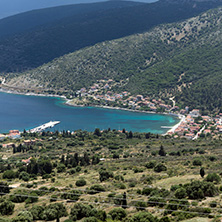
xmin=29 ymin=121 xmax=60 ymax=133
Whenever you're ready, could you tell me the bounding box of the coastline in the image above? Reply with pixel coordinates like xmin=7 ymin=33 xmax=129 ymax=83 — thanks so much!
xmin=0 ymin=87 xmax=181 ymax=135
xmin=164 ymin=114 xmax=185 ymax=136
xmin=65 ymin=100 xmax=181 ymax=135
xmin=0 ymin=87 xmax=66 ymax=100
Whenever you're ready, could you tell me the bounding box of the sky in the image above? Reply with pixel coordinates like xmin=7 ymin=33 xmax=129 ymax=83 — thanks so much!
xmin=0 ymin=0 xmax=157 ymax=19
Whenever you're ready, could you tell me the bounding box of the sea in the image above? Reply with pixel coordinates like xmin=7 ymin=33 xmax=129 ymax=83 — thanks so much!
xmin=0 ymin=92 xmax=179 ymax=134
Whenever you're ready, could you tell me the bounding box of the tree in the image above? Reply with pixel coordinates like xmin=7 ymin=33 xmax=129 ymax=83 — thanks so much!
xmin=200 ymin=168 xmax=205 ymax=178
xmin=42 ymin=203 xmax=67 ymax=222
xmin=175 ymin=188 xmax=187 ymax=199
xmin=122 ymin=192 xmax=127 ymax=209
xmin=92 ymin=155 xmax=100 ymax=165
xmin=127 ymin=131 xmax=133 ymax=139
xmin=0 ymin=182 xmax=10 ymax=196
xmin=127 ymin=211 xmax=158 ymax=222
xmin=159 ymin=145 xmax=166 ymax=156
xmin=0 ymin=199 xmax=14 ymax=215
xmin=70 ymin=203 xmax=94 ymax=221
xmin=94 ymin=128 xmax=101 ymax=137
xmin=29 ymin=205 xmax=44 ymax=220
xmin=12 ymin=211 xmax=33 ymax=222
xmin=108 ymin=208 xmax=127 ymax=221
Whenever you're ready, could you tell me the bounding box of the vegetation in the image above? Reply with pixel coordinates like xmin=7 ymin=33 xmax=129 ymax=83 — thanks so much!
xmin=4 ymin=5 xmax=222 ymax=112
xmin=1 ymin=130 xmax=222 ymax=221
xmin=0 ymin=0 xmax=221 ymax=73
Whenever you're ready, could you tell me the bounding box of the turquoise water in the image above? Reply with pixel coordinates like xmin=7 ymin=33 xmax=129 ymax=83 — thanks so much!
xmin=0 ymin=92 xmax=178 ymax=134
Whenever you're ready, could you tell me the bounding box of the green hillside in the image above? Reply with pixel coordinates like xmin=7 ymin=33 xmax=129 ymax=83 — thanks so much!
xmin=0 ymin=0 xmax=222 ymax=72
xmin=0 ymin=1 xmax=143 ymax=39
xmin=5 ymin=6 xmax=222 ymax=112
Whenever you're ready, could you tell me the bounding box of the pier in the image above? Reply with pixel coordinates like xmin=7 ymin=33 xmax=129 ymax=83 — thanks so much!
xmin=29 ymin=121 xmax=60 ymax=133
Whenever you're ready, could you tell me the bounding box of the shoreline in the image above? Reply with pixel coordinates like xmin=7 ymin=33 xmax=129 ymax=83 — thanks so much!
xmin=164 ymin=114 xmax=185 ymax=135
xmin=0 ymin=87 xmax=181 ymax=135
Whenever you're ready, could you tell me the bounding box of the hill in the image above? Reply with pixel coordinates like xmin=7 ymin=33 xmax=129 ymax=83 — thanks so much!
xmin=0 ymin=0 xmax=222 ymax=72
xmin=0 ymin=0 xmax=156 ymax=19
xmin=0 ymin=1 xmax=143 ymax=40
xmin=4 ymin=5 xmax=222 ymax=112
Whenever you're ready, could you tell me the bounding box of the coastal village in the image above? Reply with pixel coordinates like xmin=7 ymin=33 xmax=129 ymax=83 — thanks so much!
xmin=1 ymin=79 xmax=222 ymax=144
xmin=68 ymin=78 xmax=222 ymax=140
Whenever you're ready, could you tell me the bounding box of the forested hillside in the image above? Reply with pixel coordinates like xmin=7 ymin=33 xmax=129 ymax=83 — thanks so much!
xmin=0 ymin=1 xmax=143 ymax=39
xmin=0 ymin=0 xmax=222 ymax=72
xmin=5 ymin=6 xmax=222 ymax=112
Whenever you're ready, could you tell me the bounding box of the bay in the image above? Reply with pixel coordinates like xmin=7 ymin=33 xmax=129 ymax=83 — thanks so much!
xmin=0 ymin=92 xmax=179 ymax=134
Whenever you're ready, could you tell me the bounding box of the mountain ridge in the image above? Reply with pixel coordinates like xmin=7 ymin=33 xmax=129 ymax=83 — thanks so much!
xmin=4 ymin=6 xmax=222 ymax=111
xmin=0 ymin=0 xmax=221 ymax=72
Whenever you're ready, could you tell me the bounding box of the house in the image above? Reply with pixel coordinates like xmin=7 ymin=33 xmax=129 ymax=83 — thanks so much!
xmin=0 ymin=134 xmax=6 ymax=140
xmin=9 ymin=130 xmax=20 ymax=139
xmin=189 ymin=109 xmax=200 ymax=118
xmin=136 ymin=95 xmax=143 ymax=101
xmin=104 ymin=84 xmax=109 ymax=89
xmin=202 ymin=116 xmax=211 ymax=122
xmin=3 ymin=143 xmax=16 ymax=149
xmin=185 ymin=133 xmax=195 ymax=140
xmin=22 ymin=157 xmax=32 ymax=165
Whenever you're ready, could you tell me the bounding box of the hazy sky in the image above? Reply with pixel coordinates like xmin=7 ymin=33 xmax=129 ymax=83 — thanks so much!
xmin=0 ymin=0 xmax=157 ymax=19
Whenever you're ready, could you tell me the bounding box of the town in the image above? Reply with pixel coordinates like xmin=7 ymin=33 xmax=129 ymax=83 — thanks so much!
xmin=67 ymin=79 xmax=222 ymax=140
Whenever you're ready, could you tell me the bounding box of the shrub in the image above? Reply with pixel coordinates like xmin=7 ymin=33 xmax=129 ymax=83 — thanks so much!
xmin=205 ymin=173 xmax=221 ymax=184
xmin=114 ymin=175 xmax=124 ymax=181
xmin=12 ymin=211 xmax=33 ymax=222
xmin=29 ymin=205 xmax=44 ymax=220
xmin=25 ymin=192 xmax=38 ymax=203
xmin=76 ymin=179 xmax=87 ymax=187
xmin=148 ymin=196 xmax=166 ymax=207
xmin=19 ymin=171 xmax=30 ymax=181
xmin=175 ymin=188 xmax=187 ymax=199
xmin=89 ymin=185 xmax=105 ymax=194
xmin=70 ymin=203 xmax=95 ymax=221
xmin=114 ymin=183 xmax=126 ymax=189
xmin=83 ymin=217 xmax=98 ymax=222
xmin=9 ymin=190 xmax=28 ymax=203
xmin=99 ymin=170 xmax=113 ymax=182
xmin=135 ymin=201 xmax=147 ymax=211
xmin=209 ymin=201 xmax=217 ymax=208
xmin=154 ymin=163 xmax=167 ymax=173
xmin=41 ymin=203 xmax=67 ymax=221
xmin=76 ymin=166 xmax=81 ymax=172
xmin=50 ymin=195 xmax=58 ymax=202
xmin=193 ymin=159 xmax=202 ymax=166
xmin=0 ymin=182 xmax=10 ymax=196
xmin=3 ymin=170 xmax=16 ymax=179
xmin=57 ymin=163 xmax=66 ymax=173
xmin=96 ymin=210 xmax=107 ymax=221
xmin=108 ymin=208 xmax=126 ymax=221
xmin=133 ymin=167 xmax=144 ymax=173
xmin=142 ymin=187 xmax=154 ymax=196
xmin=0 ymin=199 xmax=15 ymax=215
xmin=185 ymin=180 xmax=218 ymax=199
xmin=61 ymin=190 xmax=81 ymax=201
xmin=145 ymin=161 xmax=156 ymax=169
xmin=127 ymin=211 xmax=158 ymax=222
xmin=129 ymin=181 xmax=137 ymax=187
